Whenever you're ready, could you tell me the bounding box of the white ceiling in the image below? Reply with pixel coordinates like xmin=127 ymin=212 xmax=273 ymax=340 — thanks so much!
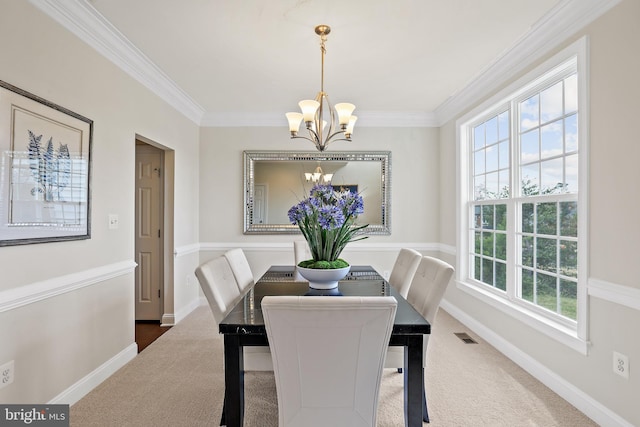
xmin=32 ymin=0 xmax=616 ymax=126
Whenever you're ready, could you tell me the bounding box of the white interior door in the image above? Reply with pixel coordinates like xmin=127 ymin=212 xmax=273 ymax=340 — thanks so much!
xmin=135 ymin=143 xmax=163 ymax=320
xmin=254 ymin=183 xmax=267 ymax=224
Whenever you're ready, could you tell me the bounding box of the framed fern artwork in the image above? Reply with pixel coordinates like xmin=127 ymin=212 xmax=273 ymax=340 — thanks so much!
xmin=0 ymin=80 xmax=92 ymax=246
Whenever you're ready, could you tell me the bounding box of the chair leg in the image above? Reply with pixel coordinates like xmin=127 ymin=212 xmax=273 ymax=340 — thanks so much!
xmin=220 ymin=394 xmax=226 ymax=426
xmin=422 ymin=367 xmax=429 ymax=423
xmin=397 ymin=367 xmax=403 ymax=373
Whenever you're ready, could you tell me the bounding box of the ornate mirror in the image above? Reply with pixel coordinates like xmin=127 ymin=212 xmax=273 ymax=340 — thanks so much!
xmin=244 ymin=151 xmax=391 ymax=234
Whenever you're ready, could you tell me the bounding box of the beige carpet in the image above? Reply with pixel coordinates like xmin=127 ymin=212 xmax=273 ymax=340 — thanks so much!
xmin=71 ymin=306 xmax=597 ymax=426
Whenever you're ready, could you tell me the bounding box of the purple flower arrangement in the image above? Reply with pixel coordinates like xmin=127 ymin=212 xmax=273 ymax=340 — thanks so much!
xmin=288 ymin=184 xmax=368 ymax=268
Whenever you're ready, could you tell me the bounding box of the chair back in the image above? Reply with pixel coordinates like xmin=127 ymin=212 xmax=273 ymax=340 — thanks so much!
xmin=293 ymin=240 xmax=311 ymax=265
xmin=195 ymin=256 xmax=241 ymax=323
xmin=262 ymin=296 xmax=397 ymax=427
xmin=406 ymin=256 xmax=455 ymax=325
xmin=388 ymin=248 xmax=422 ymax=298
xmin=223 ymin=248 xmax=254 ymax=294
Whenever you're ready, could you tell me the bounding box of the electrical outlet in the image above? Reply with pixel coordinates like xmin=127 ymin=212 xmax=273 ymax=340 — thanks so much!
xmin=613 ymin=351 xmax=629 ymax=379
xmin=0 ymin=360 xmax=14 ymax=389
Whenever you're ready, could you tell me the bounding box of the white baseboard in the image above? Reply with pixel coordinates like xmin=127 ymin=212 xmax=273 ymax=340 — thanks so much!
xmin=50 ymin=343 xmax=138 ymax=406
xmin=440 ymin=300 xmax=634 ymax=427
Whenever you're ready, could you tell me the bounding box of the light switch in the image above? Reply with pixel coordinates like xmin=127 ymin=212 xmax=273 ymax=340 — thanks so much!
xmin=108 ymin=214 xmax=119 ymax=230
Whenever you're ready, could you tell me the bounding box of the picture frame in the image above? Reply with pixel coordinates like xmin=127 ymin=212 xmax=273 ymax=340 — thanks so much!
xmin=0 ymin=80 xmax=92 ymax=246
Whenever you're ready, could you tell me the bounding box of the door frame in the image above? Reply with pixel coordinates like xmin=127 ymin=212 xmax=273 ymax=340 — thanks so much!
xmin=135 ymin=134 xmax=175 ymax=326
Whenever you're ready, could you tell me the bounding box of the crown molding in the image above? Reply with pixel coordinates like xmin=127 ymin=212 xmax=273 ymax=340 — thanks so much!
xmin=29 ymin=0 xmax=205 ymax=124
xmin=200 ymin=110 xmax=438 ymax=128
xmin=434 ymin=0 xmax=622 ymax=126
xmin=30 ymin=0 xmax=621 ymax=129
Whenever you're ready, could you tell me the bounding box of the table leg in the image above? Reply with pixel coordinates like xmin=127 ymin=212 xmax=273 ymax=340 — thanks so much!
xmin=224 ymin=335 xmax=244 ymax=427
xmin=403 ymin=335 xmax=424 ymax=427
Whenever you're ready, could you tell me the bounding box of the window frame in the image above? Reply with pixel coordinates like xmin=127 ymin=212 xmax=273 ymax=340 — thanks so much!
xmin=456 ymin=37 xmax=589 ymax=354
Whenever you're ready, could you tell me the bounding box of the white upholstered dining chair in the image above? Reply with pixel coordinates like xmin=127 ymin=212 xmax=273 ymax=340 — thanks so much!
xmin=384 ymin=255 xmax=455 ymax=422
xmin=262 ymin=295 xmax=397 ymax=427
xmin=223 ymin=248 xmax=254 ymax=295
xmin=195 ymin=254 xmax=272 ymax=371
xmin=388 ymin=247 xmax=422 ymax=298
xmin=194 ymin=256 xmax=241 ymax=324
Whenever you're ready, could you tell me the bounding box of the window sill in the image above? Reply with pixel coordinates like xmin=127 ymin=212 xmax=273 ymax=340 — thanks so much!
xmin=457 ymin=280 xmax=589 ymax=355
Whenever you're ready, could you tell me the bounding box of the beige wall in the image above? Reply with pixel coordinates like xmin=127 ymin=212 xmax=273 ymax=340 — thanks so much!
xmin=439 ymin=1 xmax=640 ymax=425
xmin=0 ymin=1 xmax=200 ymax=403
xmin=1 ymin=0 xmax=638 ymax=424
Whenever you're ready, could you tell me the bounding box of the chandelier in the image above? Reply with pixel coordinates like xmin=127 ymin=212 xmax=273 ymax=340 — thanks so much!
xmin=304 ymin=164 xmax=333 ymax=184
xmin=285 ymin=25 xmax=357 ymax=152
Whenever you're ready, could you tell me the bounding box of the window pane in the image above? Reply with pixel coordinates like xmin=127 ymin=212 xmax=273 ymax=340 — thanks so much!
xmin=486 ymin=116 xmax=498 ymax=144
xmin=474 ymin=231 xmax=481 ymax=254
xmin=521 ymin=236 xmax=534 ymax=267
xmin=495 ymin=233 xmax=507 ymax=260
xmin=498 ymin=111 xmax=509 ymax=140
xmin=474 ymin=256 xmax=482 ymax=281
xmin=564 ymin=74 xmax=578 ymax=114
xmin=499 ymin=169 xmax=510 ymax=198
xmin=474 ymin=176 xmax=486 ymax=200
xmin=540 ymin=81 xmax=563 ymax=123
xmin=474 ymin=124 xmax=485 ymax=150
xmin=495 ymin=204 xmax=507 ymax=231
xmin=521 ymin=129 xmax=539 ymax=163
xmin=521 ymin=164 xmax=539 ymax=195
xmin=483 ymin=232 xmax=494 ymax=257
xmin=482 ymin=205 xmax=494 ymax=229
xmin=496 ymin=261 xmax=506 ymax=291
xmin=565 ymin=114 xmax=578 ymax=153
xmin=537 ymin=273 xmax=558 ymax=312
xmin=537 ymin=202 xmax=557 ymax=235
xmin=473 ymin=205 xmax=481 ymax=228
xmin=536 ymin=237 xmax=557 ymax=273
xmin=486 ymin=172 xmax=499 ymax=198
xmin=520 ymin=95 xmax=539 ymax=131
xmin=560 ymin=240 xmax=578 ymax=278
xmin=499 ymin=141 xmax=509 ymax=169
xmin=474 ymin=150 xmax=485 ymax=174
xmin=522 ymin=269 xmax=534 ymax=301
xmin=565 ymin=154 xmax=578 ymax=193
xmin=522 ymin=203 xmax=534 ymax=233
xmin=486 ymin=145 xmax=499 ymax=172
xmin=541 ymin=120 xmax=563 ymax=159
xmin=540 ymin=158 xmax=564 ymax=194
xmin=482 ymin=258 xmax=494 ymax=285
xmin=560 ymin=201 xmax=578 ymax=237
xmin=560 ymin=279 xmax=577 ymax=320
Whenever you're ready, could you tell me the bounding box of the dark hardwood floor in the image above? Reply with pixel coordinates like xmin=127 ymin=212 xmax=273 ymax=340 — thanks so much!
xmin=135 ymin=321 xmax=172 ymax=353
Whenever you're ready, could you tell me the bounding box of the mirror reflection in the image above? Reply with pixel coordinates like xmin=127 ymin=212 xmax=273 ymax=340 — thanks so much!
xmin=244 ymin=151 xmax=391 ymax=234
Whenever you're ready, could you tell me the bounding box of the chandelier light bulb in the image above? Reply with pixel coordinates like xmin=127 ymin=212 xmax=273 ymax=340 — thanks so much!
xmin=286 ymin=112 xmax=303 ymax=135
xmin=335 ymin=103 xmax=356 ymax=126
xmin=299 ymin=100 xmax=320 ymax=122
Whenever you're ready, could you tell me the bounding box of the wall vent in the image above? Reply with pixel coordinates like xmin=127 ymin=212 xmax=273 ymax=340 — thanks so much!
xmin=454 ymin=332 xmax=478 ymax=344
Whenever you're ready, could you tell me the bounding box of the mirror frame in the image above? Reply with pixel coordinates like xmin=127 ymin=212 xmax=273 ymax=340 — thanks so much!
xmin=243 ymin=150 xmax=391 ymax=235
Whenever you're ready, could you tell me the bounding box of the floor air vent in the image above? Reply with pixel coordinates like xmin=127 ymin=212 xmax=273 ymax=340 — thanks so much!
xmin=454 ymin=332 xmax=478 ymax=344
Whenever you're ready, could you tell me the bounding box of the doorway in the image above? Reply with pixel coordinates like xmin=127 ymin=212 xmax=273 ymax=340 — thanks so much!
xmin=135 ymin=141 xmax=164 ymax=321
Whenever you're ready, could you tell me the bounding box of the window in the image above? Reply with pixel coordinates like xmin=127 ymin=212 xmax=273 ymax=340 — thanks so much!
xmin=458 ymin=38 xmax=587 ymax=351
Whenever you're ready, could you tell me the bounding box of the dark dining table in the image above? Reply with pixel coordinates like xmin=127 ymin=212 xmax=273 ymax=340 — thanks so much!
xmin=218 ymin=265 xmax=430 ymax=427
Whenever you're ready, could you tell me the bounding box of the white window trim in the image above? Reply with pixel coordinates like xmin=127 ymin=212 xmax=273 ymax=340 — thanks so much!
xmin=456 ymin=36 xmax=589 ymax=354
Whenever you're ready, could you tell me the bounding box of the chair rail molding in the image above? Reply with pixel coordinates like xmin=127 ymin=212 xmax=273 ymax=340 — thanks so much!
xmin=588 ymin=278 xmax=640 ymax=312
xmin=198 ymin=241 xmax=451 ymax=253
xmin=0 ymin=260 xmax=137 ymax=313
